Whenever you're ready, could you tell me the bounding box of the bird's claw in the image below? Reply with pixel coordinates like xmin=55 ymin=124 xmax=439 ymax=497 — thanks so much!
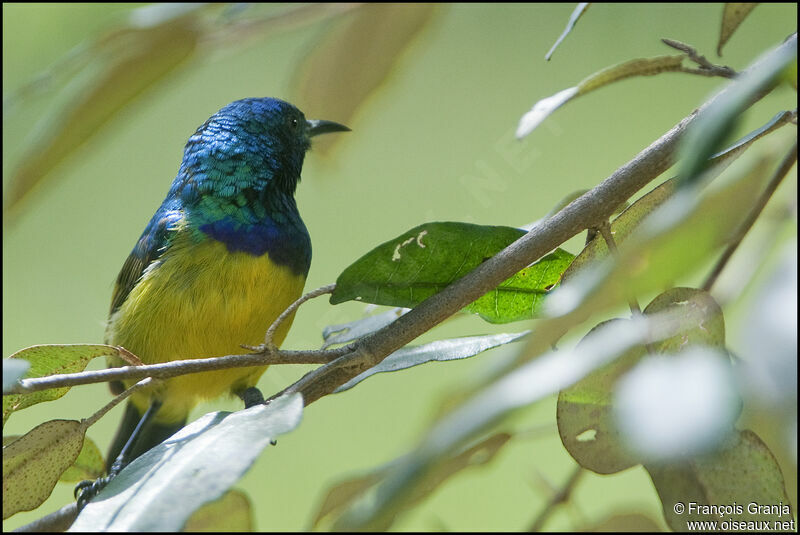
xmin=240 ymin=342 xmax=278 ymax=353
xmin=74 ymin=475 xmax=112 ymax=511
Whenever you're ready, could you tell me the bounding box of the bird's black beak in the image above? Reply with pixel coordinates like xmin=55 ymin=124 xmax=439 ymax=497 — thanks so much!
xmin=306 ymin=119 xmax=350 ymax=137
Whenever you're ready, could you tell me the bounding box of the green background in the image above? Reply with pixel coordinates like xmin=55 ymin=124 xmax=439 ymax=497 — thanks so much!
xmin=3 ymin=3 xmax=797 ymax=531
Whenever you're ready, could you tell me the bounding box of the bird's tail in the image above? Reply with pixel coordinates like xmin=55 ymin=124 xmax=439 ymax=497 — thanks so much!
xmin=106 ymin=402 xmax=186 ymax=473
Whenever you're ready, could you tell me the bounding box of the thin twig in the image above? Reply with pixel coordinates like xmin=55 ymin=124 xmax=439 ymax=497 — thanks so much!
xmin=703 ymin=141 xmax=798 ymax=291
xmin=7 ymin=347 xmax=349 ymax=395
xmin=596 ymin=220 xmax=642 ymax=314
xmin=529 ymin=465 xmax=585 ymax=531
xmin=663 ymin=38 xmax=737 ymax=78
xmin=83 ymin=377 xmax=155 ymax=428
xmin=253 ymin=283 xmax=336 ymax=350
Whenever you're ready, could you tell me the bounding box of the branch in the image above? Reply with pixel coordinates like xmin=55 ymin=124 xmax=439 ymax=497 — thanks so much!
xmin=8 ymin=347 xmax=349 ymax=394
xmin=273 ymin=33 xmax=796 ymax=407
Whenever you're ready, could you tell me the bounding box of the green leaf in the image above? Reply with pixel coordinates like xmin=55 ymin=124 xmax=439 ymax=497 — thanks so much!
xmin=335 ymin=331 xmax=529 ymax=393
xmin=70 ymin=393 xmax=303 ymax=531
xmin=331 ymin=222 xmax=572 ymax=323
xmin=466 ymin=248 xmax=574 ymax=323
xmin=59 ymin=435 xmax=105 ymax=483
xmin=3 ymin=419 xmax=86 ymax=519
xmin=3 ymin=344 xmax=132 ymax=426
xmin=647 ymin=429 xmax=792 ymax=531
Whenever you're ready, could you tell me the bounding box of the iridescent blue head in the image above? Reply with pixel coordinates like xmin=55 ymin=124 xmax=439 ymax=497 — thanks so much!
xmin=175 ymin=97 xmax=349 ymax=200
xmin=157 ymin=97 xmax=349 ymax=274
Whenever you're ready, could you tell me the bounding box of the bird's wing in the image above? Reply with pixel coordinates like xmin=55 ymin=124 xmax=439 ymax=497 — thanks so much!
xmin=109 ymin=207 xmax=183 ymax=316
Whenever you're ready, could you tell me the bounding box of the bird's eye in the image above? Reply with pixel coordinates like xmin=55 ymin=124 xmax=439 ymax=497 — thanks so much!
xmin=290 ymin=117 xmax=299 ymax=129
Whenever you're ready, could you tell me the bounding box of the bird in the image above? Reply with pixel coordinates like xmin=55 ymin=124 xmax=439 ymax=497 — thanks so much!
xmin=75 ymin=97 xmax=349 ymax=506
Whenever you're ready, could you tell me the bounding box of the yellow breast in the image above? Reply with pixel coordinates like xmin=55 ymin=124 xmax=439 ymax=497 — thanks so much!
xmin=106 ymin=236 xmax=306 ymax=422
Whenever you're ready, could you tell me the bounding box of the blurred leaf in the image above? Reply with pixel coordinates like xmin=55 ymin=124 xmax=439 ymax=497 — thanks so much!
xmin=2 ymin=359 xmax=30 ymax=393
xmin=739 ymin=243 xmax=797 ymax=407
xmin=59 ymin=435 xmax=105 ymax=483
xmin=717 ymin=3 xmax=759 ymax=56
xmin=679 ymin=35 xmax=796 ymax=183
xmin=322 ymin=307 xmax=409 ymax=349
xmin=335 ymin=331 xmax=529 ymax=393
xmin=3 ymin=344 xmax=133 ymax=426
xmin=324 ymin=433 xmax=511 ymax=530
xmin=557 ymin=320 xmax=646 ymax=475
xmin=564 ymin=109 xmax=794 ymax=284
xmin=331 ymin=222 xmax=572 ymax=323
xmin=334 ymin=315 xmax=675 ymax=530
xmin=517 ymin=55 xmax=685 ymax=138
xmin=547 ymin=149 xmax=774 ymax=319
xmin=557 ymin=288 xmax=727 ymax=474
xmin=183 ymin=489 xmax=253 ymax=532
xmin=3 ymin=419 xmax=86 ymax=519
xmin=545 ymin=3 xmax=590 ymax=61
xmin=615 ymin=347 xmax=740 ymax=461
xmin=580 ymin=512 xmax=664 ymax=532
xmin=71 ymin=393 xmax=303 ymax=531
xmin=709 ymin=109 xmax=797 ymax=163
xmin=4 ymin=13 xmax=202 ymax=216
xmin=647 ymin=429 xmax=791 ymax=531
xmin=643 ymin=287 xmax=726 ymax=351
xmin=563 ymin=178 xmax=678 ymax=283
xmin=293 ymin=4 xmax=436 ymax=153
xmin=313 ymin=472 xmax=383 ymax=529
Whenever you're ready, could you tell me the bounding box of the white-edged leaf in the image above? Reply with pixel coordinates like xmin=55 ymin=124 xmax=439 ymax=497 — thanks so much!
xmin=322 ymin=308 xmax=409 ymax=349
xmin=517 ymin=55 xmax=685 ymax=138
xmin=516 ymin=86 xmax=578 ymax=138
xmin=335 ymin=332 xmax=529 ymax=393
xmin=70 ymin=394 xmax=303 ymax=532
xmin=545 ymin=3 xmax=590 ymax=61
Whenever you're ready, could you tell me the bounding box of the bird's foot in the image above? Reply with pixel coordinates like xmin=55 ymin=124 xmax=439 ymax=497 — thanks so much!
xmin=74 ymin=458 xmax=127 ymax=510
xmin=74 ymin=474 xmax=112 ymax=511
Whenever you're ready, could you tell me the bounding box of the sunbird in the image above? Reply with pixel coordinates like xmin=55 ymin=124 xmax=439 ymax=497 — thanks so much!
xmin=76 ymin=98 xmax=348 ymax=506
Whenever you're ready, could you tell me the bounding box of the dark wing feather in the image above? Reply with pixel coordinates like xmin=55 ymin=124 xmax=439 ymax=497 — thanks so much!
xmin=109 ymin=206 xmax=183 ymax=317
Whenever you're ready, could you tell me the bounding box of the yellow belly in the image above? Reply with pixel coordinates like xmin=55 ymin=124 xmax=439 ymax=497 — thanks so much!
xmin=106 ymin=237 xmax=306 ymax=423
